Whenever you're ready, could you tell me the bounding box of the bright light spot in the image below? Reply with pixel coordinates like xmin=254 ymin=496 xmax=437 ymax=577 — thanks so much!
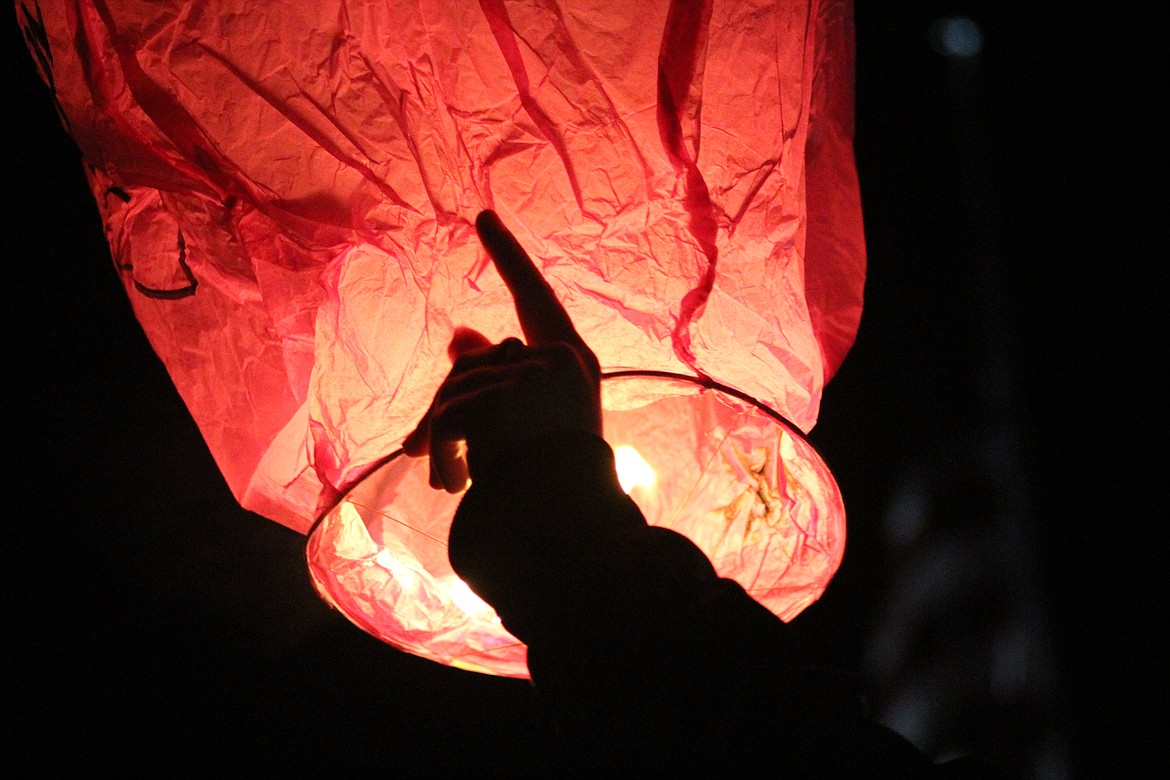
xmin=446 ymin=576 xmax=494 ymax=617
xmin=930 ymin=16 xmax=983 ymax=59
xmin=615 ymin=445 xmax=656 ymax=494
xmin=374 ymin=549 xmax=419 ymax=588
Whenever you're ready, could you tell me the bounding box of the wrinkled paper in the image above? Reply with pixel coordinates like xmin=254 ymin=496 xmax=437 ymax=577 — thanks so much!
xmin=20 ymin=0 xmax=864 ymax=674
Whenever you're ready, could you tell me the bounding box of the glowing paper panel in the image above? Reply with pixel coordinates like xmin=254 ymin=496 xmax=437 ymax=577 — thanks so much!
xmin=19 ymin=0 xmax=864 ymax=676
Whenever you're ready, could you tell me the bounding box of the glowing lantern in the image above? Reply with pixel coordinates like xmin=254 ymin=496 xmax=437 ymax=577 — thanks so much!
xmin=19 ymin=0 xmax=864 ymax=677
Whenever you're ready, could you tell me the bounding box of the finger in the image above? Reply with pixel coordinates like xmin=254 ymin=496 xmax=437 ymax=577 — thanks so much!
xmin=430 ymin=437 xmax=469 ymax=493
xmin=423 ymin=361 xmax=543 ymax=460
xmin=404 ymin=328 xmax=493 ymax=457
xmin=448 ymin=326 xmax=492 ymax=361
xmin=403 ymin=337 xmax=529 ymax=457
xmin=428 ymin=378 xmax=521 ymax=493
xmin=475 ymin=210 xmax=584 ymax=350
xmin=437 ymin=359 xmax=543 ymax=407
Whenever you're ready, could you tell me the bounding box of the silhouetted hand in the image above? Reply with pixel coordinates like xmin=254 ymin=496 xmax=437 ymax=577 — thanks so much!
xmin=402 ymin=210 xmax=601 ymax=493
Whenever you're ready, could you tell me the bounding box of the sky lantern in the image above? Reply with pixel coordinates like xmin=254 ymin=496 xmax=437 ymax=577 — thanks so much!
xmin=19 ymin=0 xmax=864 ymax=677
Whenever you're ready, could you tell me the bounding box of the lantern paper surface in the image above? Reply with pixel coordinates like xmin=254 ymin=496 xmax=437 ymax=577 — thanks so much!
xmin=19 ymin=0 xmax=864 ymax=676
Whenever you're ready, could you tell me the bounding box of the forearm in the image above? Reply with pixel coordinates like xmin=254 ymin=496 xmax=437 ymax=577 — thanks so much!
xmin=450 ymin=432 xmax=767 ymax=647
xmin=450 ymin=432 xmax=818 ymax=714
xmin=449 ymin=431 xmax=933 ymax=775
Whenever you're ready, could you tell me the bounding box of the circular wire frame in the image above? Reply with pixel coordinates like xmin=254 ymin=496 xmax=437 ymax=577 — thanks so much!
xmin=306 ymin=371 xmax=846 ymax=678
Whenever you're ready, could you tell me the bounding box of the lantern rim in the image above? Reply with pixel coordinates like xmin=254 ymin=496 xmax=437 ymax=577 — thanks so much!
xmin=306 ymin=369 xmax=826 ymax=537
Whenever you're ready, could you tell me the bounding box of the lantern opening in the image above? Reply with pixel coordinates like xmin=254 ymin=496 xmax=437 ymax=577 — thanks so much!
xmin=306 ymin=371 xmax=845 ymax=678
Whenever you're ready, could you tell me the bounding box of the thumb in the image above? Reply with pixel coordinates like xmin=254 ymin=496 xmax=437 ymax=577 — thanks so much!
xmin=403 ymin=327 xmax=494 ymax=456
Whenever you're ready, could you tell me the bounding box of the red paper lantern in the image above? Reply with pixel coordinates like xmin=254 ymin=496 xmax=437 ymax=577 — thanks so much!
xmin=19 ymin=0 xmax=864 ymax=677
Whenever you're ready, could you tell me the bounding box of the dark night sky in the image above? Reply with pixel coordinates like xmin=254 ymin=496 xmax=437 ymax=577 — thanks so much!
xmin=5 ymin=4 xmax=1163 ymax=777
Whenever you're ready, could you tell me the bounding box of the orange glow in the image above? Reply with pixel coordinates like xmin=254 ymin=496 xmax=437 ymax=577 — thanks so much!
xmin=615 ymin=445 xmax=657 ymax=495
xmin=23 ymin=0 xmax=864 ymax=676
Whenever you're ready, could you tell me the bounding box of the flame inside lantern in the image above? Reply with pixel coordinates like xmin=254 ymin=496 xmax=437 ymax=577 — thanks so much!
xmin=19 ymin=0 xmax=864 ymax=677
xmin=614 ymin=444 xmax=657 ymax=495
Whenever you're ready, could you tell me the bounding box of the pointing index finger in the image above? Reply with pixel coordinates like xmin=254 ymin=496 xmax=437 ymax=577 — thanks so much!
xmin=475 ymin=210 xmax=582 ymax=349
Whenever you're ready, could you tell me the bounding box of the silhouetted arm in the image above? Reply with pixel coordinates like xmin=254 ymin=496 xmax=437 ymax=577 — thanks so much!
xmin=450 ymin=429 xmax=935 ymax=777
xmin=408 ymin=210 xmax=986 ymax=777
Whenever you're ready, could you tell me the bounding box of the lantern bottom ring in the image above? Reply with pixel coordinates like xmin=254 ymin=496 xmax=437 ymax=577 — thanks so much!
xmin=306 ymin=370 xmax=846 ymax=678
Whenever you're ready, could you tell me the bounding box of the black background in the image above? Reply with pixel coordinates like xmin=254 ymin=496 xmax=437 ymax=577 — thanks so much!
xmin=5 ymin=3 xmax=1163 ymax=776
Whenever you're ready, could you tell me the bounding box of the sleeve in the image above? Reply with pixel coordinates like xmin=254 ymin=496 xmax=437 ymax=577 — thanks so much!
xmin=448 ymin=431 xmax=938 ymax=777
